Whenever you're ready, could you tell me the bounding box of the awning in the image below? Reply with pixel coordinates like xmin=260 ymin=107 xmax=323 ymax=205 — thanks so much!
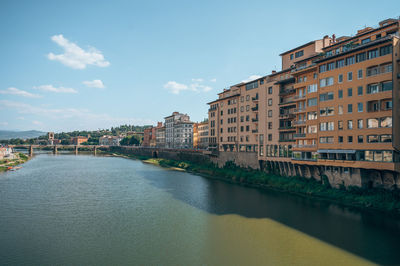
xmin=318 ymin=149 xmax=356 ymax=154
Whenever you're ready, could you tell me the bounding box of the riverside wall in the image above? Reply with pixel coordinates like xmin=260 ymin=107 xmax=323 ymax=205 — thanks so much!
xmin=110 ymin=146 xmax=400 ymax=190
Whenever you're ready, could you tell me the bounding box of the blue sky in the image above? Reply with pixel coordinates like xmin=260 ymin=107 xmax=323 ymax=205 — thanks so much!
xmin=0 ymin=0 xmax=398 ymax=132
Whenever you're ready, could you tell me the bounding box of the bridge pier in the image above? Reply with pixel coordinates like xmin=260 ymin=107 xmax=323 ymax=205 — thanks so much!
xmin=75 ymin=145 xmax=78 ymax=155
xmin=29 ymin=145 xmax=33 ymax=157
xmin=53 ymin=145 xmax=58 ymax=155
xmin=94 ymin=146 xmax=97 ymax=156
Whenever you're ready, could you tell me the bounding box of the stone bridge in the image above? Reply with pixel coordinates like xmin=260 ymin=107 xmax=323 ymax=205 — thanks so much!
xmin=10 ymin=144 xmax=110 ymax=156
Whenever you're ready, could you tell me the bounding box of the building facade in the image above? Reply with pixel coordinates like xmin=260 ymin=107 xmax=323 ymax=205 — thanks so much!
xmin=99 ymin=135 xmax=122 ymax=146
xmin=164 ymin=112 xmax=193 ymax=149
xmin=208 ymin=18 xmax=400 ymax=188
xmin=193 ymin=121 xmax=209 ymax=149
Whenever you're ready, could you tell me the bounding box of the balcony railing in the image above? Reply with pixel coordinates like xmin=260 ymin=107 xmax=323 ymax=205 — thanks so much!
xmin=294 ymin=133 xmax=306 ymax=138
xmin=293 ymin=144 xmax=316 ymax=148
xmin=294 ymin=108 xmax=306 ymax=113
xmin=293 ymin=120 xmax=306 ymax=125
xmin=279 ymin=125 xmax=294 ymax=130
xmin=279 ymin=97 xmax=295 ymax=105
xmin=252 ymin=118 xmax=258 ymax=122
xmin=279 ymin=138 xmax=295 ymax=142
xmin=252 ymin=96 xmax=259 ymax=101
xmin=252 ymin=129 xmax=258 ymax=133
xmin=294 ymin=94 xmax=306 ymax=100
xmin=251 ymin=106 xmax=259 ymax=111
xmin=279 ymin=87 xmax=296 ymax=96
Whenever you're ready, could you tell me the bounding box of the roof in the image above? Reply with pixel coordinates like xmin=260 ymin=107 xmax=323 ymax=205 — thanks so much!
xmin=322 ymin=21 xmax=398 ymax=50
xmin=279 ymin=40 xmax=316 ymax=56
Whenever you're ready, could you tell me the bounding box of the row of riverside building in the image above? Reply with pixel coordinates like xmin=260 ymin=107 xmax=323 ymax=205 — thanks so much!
xmin=207 ymin=18 xmax=400 ymax=187
xmin=142 ymin=112 xmax=209 ymax=150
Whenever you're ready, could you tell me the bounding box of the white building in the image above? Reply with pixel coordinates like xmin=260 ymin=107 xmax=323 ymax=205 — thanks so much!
xmin=99 ymin=135 xmax=122 ymax=146
xmin=164 ymin=112 xmax=193 ymax=149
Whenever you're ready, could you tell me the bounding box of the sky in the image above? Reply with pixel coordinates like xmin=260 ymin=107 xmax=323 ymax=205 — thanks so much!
xmin=0 ymin=0 xmax=398 ymax=132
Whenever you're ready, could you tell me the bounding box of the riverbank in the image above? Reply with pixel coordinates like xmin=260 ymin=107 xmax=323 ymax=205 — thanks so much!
xmin=0 ymin=153 xmax=29 ymax=172
xmin=109 ymin=152 xmax=400 ymax=215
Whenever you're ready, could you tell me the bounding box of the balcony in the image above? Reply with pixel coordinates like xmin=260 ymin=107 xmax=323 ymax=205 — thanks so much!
xmin=294 ymin=94 xmax=306 ymax=100
xmin=279 ymin=87 xmax=296 ymax=96
xmin=252 ymin=96 xmax=259 ymax=101
xmin=252 ymin=118 xmax=259 ymax=122
xmin=279 ymin=97 xmax=295 ymax=105
xmin=279 ymin=138 xmax=295 ymax=142
xmin=294 ymin=108 xmax=306 ymax=114
xmin=252 ymin=129 xmax=258 ymax=133
xmin=294 ymin=133 xmax=306 ymax=138
xmin=251 ymin=106 xmax=259 ymax=111
xmin=293 ymin=120 xmax=306 ymax=126
xmin=293 ymin=144 xmax=316 ymax=148
xmin=279 ymin=125 xmax=294 ymax=130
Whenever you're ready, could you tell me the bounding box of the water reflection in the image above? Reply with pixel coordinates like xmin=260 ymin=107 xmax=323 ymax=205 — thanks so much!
xmin=140 ymin=164 xmax=400 ymax=265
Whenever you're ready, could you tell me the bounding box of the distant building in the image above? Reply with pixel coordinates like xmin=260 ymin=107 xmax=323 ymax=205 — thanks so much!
xmin=164 ymin=112 xmax=193 ymax=149
xmin=0 ymin=146 xmax=13 ymax=159
xmin=155 ymin=123 xmax=166 ymax=148
xmin=194 ymin=121 xmax=209 ymax=150
xmin=142 ymin=127 xmax=156 ymax=147
xmin=71 ymin=136 xmax=88 ymax=145
xmin=47 ymin=131 xmax=60 ymax=145
xmin=99 ymin=135 xmax=122 ymax=146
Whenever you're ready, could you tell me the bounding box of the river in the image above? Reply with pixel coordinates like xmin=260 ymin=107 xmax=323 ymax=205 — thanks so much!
xmin=1 ymin=154 xmax=399 ymax=265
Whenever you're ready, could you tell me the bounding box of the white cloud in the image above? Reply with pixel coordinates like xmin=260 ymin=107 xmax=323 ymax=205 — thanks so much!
xmin=0 ymin=122 xmax=9 ymax=126
xmin=210 ymin=78 xmax=217 ymax=82
xmin=32 ymin=120 xmax=43 ymax=125
xmin=82 ymin=79 xmax=105 ymax=89
xmin=191 ymin=78 xmax=203 ymax=82
xmin=47 ymin=34 xmax=110 ymax=69
xmin=164 ymin=81 xmax=189 ymax=94
xmin=164 ymin=81 xmax=212 ymax=94
xmin=0 ymin=87 xmax=41 ymax=98
xmin=242 ymin=75 xmax=262 ymax=83
xmin=17 ymin=116 xmax=25 ymax=120
xmin=35 ymin=85 xmax=77 ymax=94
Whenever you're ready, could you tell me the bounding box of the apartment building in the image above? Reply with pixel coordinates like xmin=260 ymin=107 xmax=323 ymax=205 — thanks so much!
xmin=99 ymin=135 xmax=122 ymax=146
xmin=193 ymin=121 xmax=209 ymax=149
xmin=164 ymin=112 xmax=193 ymax=149
xmin=208 ymin=18 xmax=400 ymax=188
xmin=155 ymin=122 xmax=166 ymax=148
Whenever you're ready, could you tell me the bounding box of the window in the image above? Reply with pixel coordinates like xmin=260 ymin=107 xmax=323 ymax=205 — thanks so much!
xmin=380 ymin=117 xmax=392 ymax=128
xmin=367 ymin=135 xmax=379 ymax=143
xmin=260 ymin=79 xmax=264 ymax=85
xmin=338 ymin=120 xmax=343 ymax=130
xmin=346 ymin=56 xmax=355 ymax=65
xmin=327 ymin=62 xmax=335 ymax=71
xmin=290 ymin=54 xmax=293 ymax=60
xmin=307 ymin=84 xmax=318 ymax=93
xmin=338 ymin=90 xmax=343 ymax=99
xmin=347 ymin=72 xmax=353 ymax=81
xmin=246 ymin=125 xmax=249 ymax=132
xmin=313 ymin=73 xmax=318 ymax=79
xmin=240 ymin=116 xmax=244 ymax=122
xmin=307 ymin=111 xmax=317 ymax=120
xmin=339 ymin=136 xmax=343 ymax=143
xmin=380 ymin=45 xmax=392 ymax=56
xmin=320 ymin=137 xmax=334 ymax=144
xmin=382 ymin=81 xmax=393 ymax=91
xmin=348 ymin=120 xmax=353 ymax=129
xmin=320 ymin=107 xmax=334 ymax=116
xmin=246 ymin=81 xmax=258 ymax=90
xmin=385 ymin=101 xmax=393 ymax=110
xmin=246 ymin=115 xmax=249 ymax=121
xmin=268 ymin=134 xmax=272 ymax=141
xmin=307 ymin=98 xmax=317 ymax=106
xmin=338 ymin=74 xmax=343 ymax=83
xmin=338 ymin=105 xmax=343 ymax=115
xmin=357 ymin=86 xmax=363 ymax=96
xmin=367 ymin=118 xmax=379 ymax=128
xmin=268 ymin=87 xmax=273 ymax=94
xmin=221 ymin=111 xmax=223 ymax=116
xmin=348 ymin=104 xmax=353 ymax=113
xmin=319 ymin=64 xmax=326 ymax=73
xmin=320 ymin=92 xmax=334 ymax=102
xmin=240 ymin=96 xmax=244 ymax=102
xmin=357 ymin=102 xmax=363 ymax=112
xmin=367 ymin=83 xmax=379 ymax=94
xmin=295 ymin=50 xmax=304 ymax=58
xmin=268 ymin=122 xmax=272 ymax=129
xmin=381 ymin=134 xmax=392 ymax=143
xmin=358 ymin=135 xmax=364 ymax=143
xmin=268 ymin=99 xmax=272 ymax=106
xmin=240 ymin=106 xmax=244 ymax=112
xmin=356 ymin=52 xmax=366 ymax=62
xmin=358 ymin=69 xmax=363 ymax=79
xmin=246 ymin=95 xmax=250 ymax=101
xmin=361 ymin=38 xmax=370 ymax=44
xmin=336 ymin=59 xmax=345 ymax=68
xmin=320 ymin=77 xmax=334 ymax=87
xmin=348 ymin=136 xmax=353 ymax=143
xmin=358 ymin=119 xmax=363 ymax=129
xmin=268 ymin=110 xmax=272 ymax=117
xmin=347 ymin=88 xmax=352 ymax=97
xmin=368 ymin=49 xmax=378 ymax=59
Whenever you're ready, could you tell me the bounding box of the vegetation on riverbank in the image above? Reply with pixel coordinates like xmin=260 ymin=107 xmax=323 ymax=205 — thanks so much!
xmin=133 ymin=156 xmax=400 ymax=214
xmin=0 ymin=153 xmax=29 ymax=172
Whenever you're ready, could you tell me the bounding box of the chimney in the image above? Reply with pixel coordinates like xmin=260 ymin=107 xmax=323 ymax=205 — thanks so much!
xmin=272 ymin=70 xmax=276 ymax=74
xmin=332 ymin=34 xmax=336 ymax=43
xmin=323 ymin=35 xmax=329 ymax=48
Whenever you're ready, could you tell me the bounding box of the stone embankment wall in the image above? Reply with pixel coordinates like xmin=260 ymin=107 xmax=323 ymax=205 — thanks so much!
xmin=110 ymin=146 xmax=400 ymax=190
